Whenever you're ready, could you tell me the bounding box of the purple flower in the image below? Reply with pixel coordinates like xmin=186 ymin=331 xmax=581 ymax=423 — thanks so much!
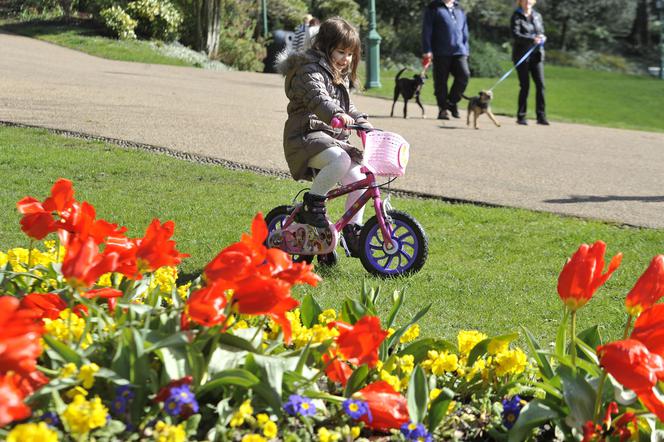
xmin=400 ymin=421 xmax=432 ymax=441
xmin=502 ymin=395 xmax=525 ymax=429
xmin=283 ymin=394 xmax=316 ymax=417
xmin=343 ymin=398 xmax=371 ymax=422
xmin=112 ymin=385 xmax=135 ymax=415
xmin=164 ymin=384 xmax=199 ymax=417
xmin=41 ymin=411 xmax=60 ymax=428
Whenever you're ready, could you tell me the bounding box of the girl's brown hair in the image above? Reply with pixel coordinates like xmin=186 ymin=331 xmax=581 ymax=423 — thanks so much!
xmin=312 ymin=17 xmax=361 ymax=86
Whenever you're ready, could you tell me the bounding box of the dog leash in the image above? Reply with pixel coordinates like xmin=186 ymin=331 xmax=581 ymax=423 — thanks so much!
xmin=488 ymin=42 xmax=543 ymax=92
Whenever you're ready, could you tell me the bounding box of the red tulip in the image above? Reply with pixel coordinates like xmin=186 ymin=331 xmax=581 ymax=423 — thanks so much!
xmin=322 ymin=350 xmax=353 ymax=386
xmin=330 ymin=316 xmax=388 ymax=368
xmin=20 ymin=293 xmax=67 ymax=320
xmin=0 ymin=297 xmax=44 ymax=376
xmin=82 ymin=288 xmax=124 ymax=313
xmin=60 ymin=201 xmax=126 ymax=245
xmin=186 ymin=280 xmax=229 ymax=327
xmin=266 ymin=249 xmax=321 ymax=287
xmin=0 ymin=373 xmax=32 ymax=426
xmin=353 ymin=381 xmax=409 ymax=431
xmin=62 ymin=236 xmax=119 ymax=289
xmin=135 ymin=219 xmax=188 ymax=273
xmin=104 ymin=234 xmax=139 ymax=278
xmin=16 ymin=178 xmax=76 ymax=240
xmin=557 ymin=241 xmax=622 ymax=311
xmin=630 ymin=304 xmax=664 ymax=356
xmin=41 ymin=178 xmax=76 ymax=213
xmin=625 ymin=255 xmax=664 ymax=316
xmin=597 ymin=339 xmax=664 ymax=420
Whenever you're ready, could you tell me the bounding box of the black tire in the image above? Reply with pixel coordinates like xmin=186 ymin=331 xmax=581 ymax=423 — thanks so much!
xmin=317 ymin=250 xmax=339 ymax=267
xmin=358 ymin=210 xmax=428 ymax=277
xmin=264 ymin=205 xmax=313 ymax=264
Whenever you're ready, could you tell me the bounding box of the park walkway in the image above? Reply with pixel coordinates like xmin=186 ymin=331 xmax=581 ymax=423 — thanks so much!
xmin=1 ymin=31 xmax=663 ymax=228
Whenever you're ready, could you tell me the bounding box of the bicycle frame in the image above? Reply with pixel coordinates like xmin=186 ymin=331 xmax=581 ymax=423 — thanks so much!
xmin=281 ymin=166 xmax=396 ymax=252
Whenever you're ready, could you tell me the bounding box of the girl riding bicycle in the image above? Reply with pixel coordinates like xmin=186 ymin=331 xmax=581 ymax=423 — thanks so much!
xmin=276 ymin=16 xmax=372 ymax=256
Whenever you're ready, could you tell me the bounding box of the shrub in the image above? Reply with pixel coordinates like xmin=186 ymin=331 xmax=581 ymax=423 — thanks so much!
xmin=100 ymin=5 xmax=137 ymax=40
xmin=266 ymin=0 xmax=308 ymax=31
xmin=217 ymin=31 xmax=266 ymax=72
xmin=126 ymin=0 xmax=182 ymax=41
xmin=468 ymin=39 xmax=505 ymax=78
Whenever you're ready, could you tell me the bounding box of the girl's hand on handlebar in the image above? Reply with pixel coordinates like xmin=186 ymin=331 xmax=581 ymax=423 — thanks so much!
xmin=334 ymin=113 xmax=355 ymax=127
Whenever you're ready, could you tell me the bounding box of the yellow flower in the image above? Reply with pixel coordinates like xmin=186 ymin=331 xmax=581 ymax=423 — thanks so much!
xmin=66 ymin=386 xmax=89 ymax=400
xmin=380 ymin=370 xmax=401 ymax=391
xmin=318 ymin=309 xmax=337 ymax=324
xmin=177 ymin=282 xmax=192 ymax=300
xmin=230 ymin=399 xmax=254 ymax=427
xmin=465 ymin=358 xmax=487 ymax=381
xmin=7 ymin=422 xmax=58 ymax=442
xmin=8 ymin=247 xmax=29 ymax=269
xmin=78 ymin=363 xmax=100 ymax=389
xmin=60 ymin=362 xmax=78 ymax=378
xmin=43 ymin=309 xmax=93 ymax=349
xmin=429 ymin=388 xmax=441 ymax=401
xmin=422 ymin=350 xmax=459 ymax=375
xmin=386 ymin=328 xmax=396 ymax=337
xmin=97 ymin=273 xmax=113 ymax=287
xmin=457 ymin=330 xmax=487 ymax=356
xmin=62 ymin=394 xmax=108 ymax=436
xmin=154 ymin=421 xmax=186 ymax=442
xmin=487 ymin=339 xmax=509 ymax=355
xmin=351 ymin=426 xmax=361 ymax=439
xmin=150 ymin=266 xmax=178 ymax=294
xmin=400 ymin=324 xmax=420 ymax=343
xmin=494 ymin=349 xmax=528 ymax=376
xmin=241 ymin=435 xmax=266 ymax=442
xmin=397 ymin=355 xmax=415 ymax=375
xmin=317 ymin=427 xmax=341 ymax=442
xmin=263 ymin=420 xmax=277 ymax=439
xmin=0 ymin=250 xmax=8 ymax=267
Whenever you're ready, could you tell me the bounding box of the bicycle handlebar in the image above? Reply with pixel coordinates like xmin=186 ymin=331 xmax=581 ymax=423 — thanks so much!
xmin=330 ymin=117 xmax=373 ymax=131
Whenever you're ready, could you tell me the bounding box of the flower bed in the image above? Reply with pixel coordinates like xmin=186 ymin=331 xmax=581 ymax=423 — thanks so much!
xmin=1 ymin=179 xmax=662 ymax=441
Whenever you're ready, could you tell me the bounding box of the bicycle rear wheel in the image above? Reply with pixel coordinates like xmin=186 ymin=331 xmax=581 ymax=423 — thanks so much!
xmin=358 ymin=210 xmax=428 ymax=277
xmin=264 ymin=205 xmax=314 ymax=264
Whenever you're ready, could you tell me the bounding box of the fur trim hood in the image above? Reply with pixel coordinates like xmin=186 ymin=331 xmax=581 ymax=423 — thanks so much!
xmin=275 ymin=49 xmax=325 ymax=76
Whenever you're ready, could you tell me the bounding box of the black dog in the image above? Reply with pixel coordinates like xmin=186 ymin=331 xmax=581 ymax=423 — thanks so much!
xmin=390 ymin=67 xmax=426 ymax=119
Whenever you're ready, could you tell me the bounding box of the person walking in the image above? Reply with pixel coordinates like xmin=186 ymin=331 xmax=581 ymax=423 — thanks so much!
xmin=291 ymin=14 xmax=314 ymax=53
xmin=422 ymin=0 xmax=470 ymax=120
xmin=511 ymin=0 xmax=549 ymax=125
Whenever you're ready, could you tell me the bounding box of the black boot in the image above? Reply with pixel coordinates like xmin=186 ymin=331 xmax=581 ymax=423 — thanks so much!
xmin=342 ymin=223 xmax=363 ymax=257
xmin=301 ymin=192 xmax=328 ymax=228
xmin=448 ymin=102 xmax=460 ymax=118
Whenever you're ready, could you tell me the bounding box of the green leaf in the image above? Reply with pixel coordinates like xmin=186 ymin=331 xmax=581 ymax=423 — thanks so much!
xmin=386 ymin=303 xmax=431 ymax=350
xmin=218 ymin=332 xmax=259 ymax=352
xmin=398 ymin=338 xmax=457 ymax=364
xmin=157 ymin=347 xmax=188 ymax=381
xmin=467 ymin=333 xmax=519 ymax=366
xmin=197 ymin=369 xmax=260 ymax=395
xmin=507 ymin=399 xmax=560 ymax=442
xmin=521 ymin=326 xmax=554 ymax=380
xmin=555 ymin=308 xmax=569 ymax=358
xmin=42 ymin=334 xmax=82 ymax=365
xmin=252 ymin=354 xmax=298 ymax=397
xmin=343 ymin=364 xmax=369 ymax=397
xmin=407 ymin=366 xmax=428 ymax=424
xmin=427 ymin=387 xmax=454 ymax=433
xmin=95 ymin=368 xmax=130 ymax=385
xmin=301 ymin=293 xmax=323 ymax=327
xmin=144 ymin=331 xmax=191 ymax=353
xmin=253 ymin=381 xmax=283 ymax=415
xmin=25 ymin=377 xmax=77 ymax=403
xmin=558 ymin=365 xmax=595 ymax=429
xmin=385 ymin=289 xmax=405 ymax=330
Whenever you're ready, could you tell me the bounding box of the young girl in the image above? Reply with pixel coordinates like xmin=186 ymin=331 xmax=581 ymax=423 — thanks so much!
xmin=277 ymin=17 xmax=372 ymax=256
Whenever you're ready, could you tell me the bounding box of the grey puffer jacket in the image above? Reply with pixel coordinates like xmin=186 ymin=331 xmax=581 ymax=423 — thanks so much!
xmin=276 ymin=49 xmax=369 ymax=181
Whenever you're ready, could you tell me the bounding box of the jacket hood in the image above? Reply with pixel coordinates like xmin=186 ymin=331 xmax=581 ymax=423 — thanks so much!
xmin=276 ymin=49 xmax=324 ymax=76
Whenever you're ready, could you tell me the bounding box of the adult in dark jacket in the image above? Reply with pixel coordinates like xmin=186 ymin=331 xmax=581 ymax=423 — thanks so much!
xmin=422 ymin=0 xmax=470 ymax=120
xmin=511 ymin=0 xmax=549 ymax=125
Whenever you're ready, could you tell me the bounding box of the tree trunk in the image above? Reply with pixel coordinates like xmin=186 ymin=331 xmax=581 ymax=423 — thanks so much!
xmin=205 ymin=0 xmax=222 ymax=57
xmin=628 ymin=0 xmax=650 ymax=47
xmin=560 ymin=18 xmax=569 ymax=50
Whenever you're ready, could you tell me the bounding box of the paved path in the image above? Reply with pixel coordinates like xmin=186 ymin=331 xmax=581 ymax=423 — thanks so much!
xmin=1 ymin=31 xmax=663 ymax=228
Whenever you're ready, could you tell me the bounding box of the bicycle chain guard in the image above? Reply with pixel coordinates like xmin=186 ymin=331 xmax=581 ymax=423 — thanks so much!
xmin=267 ymin=223 xmax=338 ymax=255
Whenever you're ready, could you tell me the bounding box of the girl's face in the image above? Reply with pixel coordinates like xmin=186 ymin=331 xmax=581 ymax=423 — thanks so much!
xmin=331 ymin=46 xmax=353 ymax=72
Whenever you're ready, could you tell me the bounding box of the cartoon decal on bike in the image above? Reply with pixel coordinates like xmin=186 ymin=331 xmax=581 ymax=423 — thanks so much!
xmin=266 ymin=119 xmax=428 ymax=277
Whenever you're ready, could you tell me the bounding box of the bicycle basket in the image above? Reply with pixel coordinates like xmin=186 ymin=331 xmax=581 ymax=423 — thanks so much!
xmin=361 ymin=131 xmax=410 ymax=177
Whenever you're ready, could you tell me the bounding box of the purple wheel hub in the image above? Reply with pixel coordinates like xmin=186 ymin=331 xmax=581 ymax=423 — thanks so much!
xmin=363 ymin=219 xmax=420 ymax=275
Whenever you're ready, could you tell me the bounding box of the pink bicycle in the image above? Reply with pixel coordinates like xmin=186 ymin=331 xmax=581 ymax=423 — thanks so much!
xmin=265 ymin=120 xmax=428 ymax=277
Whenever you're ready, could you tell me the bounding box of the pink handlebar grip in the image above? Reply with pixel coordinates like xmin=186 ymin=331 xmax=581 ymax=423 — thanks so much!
xmin=330 ymin=117 xmax=343 ymax=128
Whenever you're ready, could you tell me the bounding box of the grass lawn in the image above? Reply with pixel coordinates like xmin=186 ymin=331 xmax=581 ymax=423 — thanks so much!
xmin=2 ymin=125 xmax=663 ymax=348
xmin=2 ymin=19 xmax=663 ymax=132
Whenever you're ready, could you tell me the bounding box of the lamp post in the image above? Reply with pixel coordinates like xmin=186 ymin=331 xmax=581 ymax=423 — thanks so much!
xmin=261 ymin=0 xmax=268 ymax=39
xmin=365 ymin=0 xmax=382 ymax=89
xmin=658 ymin=0 xmax=664 ymax=79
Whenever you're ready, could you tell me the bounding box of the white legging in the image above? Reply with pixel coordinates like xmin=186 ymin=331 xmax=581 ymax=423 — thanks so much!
xmin=308 ymin=146 xmax=365 ymax=225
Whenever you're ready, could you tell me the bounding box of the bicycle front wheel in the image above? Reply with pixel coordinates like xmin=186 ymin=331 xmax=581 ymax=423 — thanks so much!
xmin=358 ymin=210 xmax=428 ymax=277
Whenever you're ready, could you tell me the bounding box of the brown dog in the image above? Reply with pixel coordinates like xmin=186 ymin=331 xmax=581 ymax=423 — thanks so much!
xmin=462 ymin=91 xmax=500 ymax=129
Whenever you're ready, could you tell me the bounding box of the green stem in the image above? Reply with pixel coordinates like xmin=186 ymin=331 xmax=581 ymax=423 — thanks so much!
xmin=250 ymin=316 xmax=268 ymax=346
xmin=28 ymin=239 xmax=34 ymax=268
xmin=593 ymin=371 xmax=607 ymax=421
xmin=623 ymin=315 xmax=633 ymax=340
xmin=570 ymin=310 xmax=577 ymax=368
